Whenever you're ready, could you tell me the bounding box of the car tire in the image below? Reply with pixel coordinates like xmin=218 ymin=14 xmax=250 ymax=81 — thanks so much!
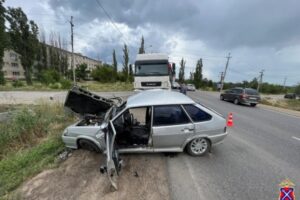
xmin=234 ymin=98 xmax=239 ymax=105
xmin=250 ymin=103 xmax=257 ymax=107
xmin=186 ymin=138 xmax=210 ymax=156
xmin=220 ymin=95 xmax=224 ymax=101
xmin=78 ymin=139 xmax=101 ymax=153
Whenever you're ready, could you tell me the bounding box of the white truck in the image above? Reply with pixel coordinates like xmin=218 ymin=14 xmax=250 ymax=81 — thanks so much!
xmin=134 ymin=53 xmax=173 ymax=91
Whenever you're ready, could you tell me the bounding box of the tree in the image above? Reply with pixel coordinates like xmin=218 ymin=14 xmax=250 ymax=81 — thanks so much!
xmin=7 ymin=7 xmax=39 ymax=85
xmin=112 ymin=49 xmax=117 ymax=72
xmin=249 ymin=78 xmax=258 ymax=89
xmin=122 ymin=44 xmax=129 ymax=81
xmin=194 ymin=59 xmax=203 ymax=88
xmin=178 ymin=58 xmax=186 ymax=83
xmin=138 ymin=36 xmax=145 ymax=54
xmin=294 ymin=83 xmax=300 ymax=96
xmin=0 ymin=0 xmax=6 ymax=85
xmin=189 ymin=72 xmax=194 ymax=81
xmin=75 ymin=63 xmax=88 ymax=81
xmin=91 ymin=64 xmax=116 ymax=83
xmin=129 ymin=64 xmax=134 ymax=82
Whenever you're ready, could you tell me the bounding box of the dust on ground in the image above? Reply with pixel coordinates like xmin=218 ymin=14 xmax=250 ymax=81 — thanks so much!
xmin=18 ymin=150 xmax=169 ymax=200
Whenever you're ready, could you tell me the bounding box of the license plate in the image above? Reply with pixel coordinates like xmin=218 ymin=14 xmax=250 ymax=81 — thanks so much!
xmin=249 ymin=97 xmax=256 ymax=100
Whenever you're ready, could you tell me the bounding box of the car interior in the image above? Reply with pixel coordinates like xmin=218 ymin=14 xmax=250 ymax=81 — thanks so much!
xmin=113 ymin=107 xmax=152 ymax=148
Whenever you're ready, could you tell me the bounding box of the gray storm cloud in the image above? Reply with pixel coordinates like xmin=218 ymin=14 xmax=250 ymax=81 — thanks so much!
xmin=5 ymin=0 xmax=300 ymax=84
xmin=48 ymin=0 xmax=300 ymax=49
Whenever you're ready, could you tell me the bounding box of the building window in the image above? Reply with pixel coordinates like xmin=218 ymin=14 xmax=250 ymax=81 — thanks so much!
xmin=12 ymin=72 xmax=20 ymax=76
xmin=11 ymin=63 xmax=19 ymax=67
xmin=10 ymin=53 xmax=18 ymax=62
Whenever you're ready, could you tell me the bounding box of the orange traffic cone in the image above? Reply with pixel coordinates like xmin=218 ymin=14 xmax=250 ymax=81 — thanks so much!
xmin=227 ymin=113 xmax=234 ymax=127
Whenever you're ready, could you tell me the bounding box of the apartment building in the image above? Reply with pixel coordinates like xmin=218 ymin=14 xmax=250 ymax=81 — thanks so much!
xmin=2 ymin=49 xmax=25 ymax=79
xmin=2 ymin=46 xmax=102 ymax=80
xmin=45 ymin=44 xmax=101 ymax=71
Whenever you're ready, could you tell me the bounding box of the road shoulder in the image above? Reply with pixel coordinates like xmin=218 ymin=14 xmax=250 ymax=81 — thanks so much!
xmin=258 ymin=104 xmax=300 ymax=118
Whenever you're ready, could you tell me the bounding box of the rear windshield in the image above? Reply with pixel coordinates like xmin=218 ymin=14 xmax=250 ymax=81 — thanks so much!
xmin=245 ymin=89 xmax=259 ymax=95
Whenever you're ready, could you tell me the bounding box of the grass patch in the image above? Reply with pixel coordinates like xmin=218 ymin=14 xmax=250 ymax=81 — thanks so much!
xmin=79 ymin=81 xmax=133 ymax=92
xmin=0 ymin=136 xmax=64 ymax=197
xmin=0 ymin=103 xmax=75 ymax=198
xmin=261 ymin=98 xmax=300 ymax=111
xmin=0 ymin=80 xmax=133 ymax=92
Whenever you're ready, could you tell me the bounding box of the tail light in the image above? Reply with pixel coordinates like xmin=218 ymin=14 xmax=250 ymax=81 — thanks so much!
xmin=240 ymin=94 xmax=247 ymax=99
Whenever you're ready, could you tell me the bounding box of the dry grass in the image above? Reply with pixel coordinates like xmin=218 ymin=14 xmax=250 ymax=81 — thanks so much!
xmin=0 ymin=81 xmax=133 ymax=92
xmin=261 ymin=98 xmax=300 ymax=111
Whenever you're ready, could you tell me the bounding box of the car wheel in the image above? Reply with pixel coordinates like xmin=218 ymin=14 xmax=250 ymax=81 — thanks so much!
xmin=220 ymin=95 xmax=224 ymax=101
xmin=78 ymin=139 xmax=101 ymax=153
xmin=234 ymin=98 xmax=239 ymax=105
xmin=186 ymin=138 xmax=210 ymax=156
xmin=250 ymin=103 xmax=257 ymax=107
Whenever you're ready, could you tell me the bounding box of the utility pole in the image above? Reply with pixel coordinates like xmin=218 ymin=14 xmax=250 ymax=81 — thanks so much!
xmin=70 ymin=16 xmax=75 ymax=85
xmin=257 ymin=69 xmax=264 ymax=92
xmin=220 ymin=53 xmax=231 ymax=91
xmin=218 ymin=72 xmax=224 ymax=91
xmin=283 ymin=76 xmax=287 ymax=90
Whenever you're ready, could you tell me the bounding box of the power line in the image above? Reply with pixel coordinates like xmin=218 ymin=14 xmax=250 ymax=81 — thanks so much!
xmin=94 ymin=0 xmax=128 ymax=45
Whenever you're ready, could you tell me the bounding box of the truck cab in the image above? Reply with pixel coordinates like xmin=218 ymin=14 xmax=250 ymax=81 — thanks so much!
xmin=134 ymin=53 xmax=172 ymax=91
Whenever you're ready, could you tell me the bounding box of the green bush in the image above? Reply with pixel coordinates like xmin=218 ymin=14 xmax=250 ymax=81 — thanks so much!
xmin=91 ymin=65 xmax=117 ymax=83
xmin=49 ymin=82 xmax=62 ymax=89
xmin=60 ymin=79 xmax=72 ymax=89
xmin=0 ymin=71 xmax=5 ymax=85
xmin=295 ymin=83 xmax=300 ymax=96
xmin=12 ymin=80 xmax=24 ymax=87
xmin=40 ymin=69 xmax=60 ymax=85
xmin=0 ymin=103 xmax=74 ymax=196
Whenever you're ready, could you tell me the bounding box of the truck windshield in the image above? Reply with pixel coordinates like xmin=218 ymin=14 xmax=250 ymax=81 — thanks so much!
xmin=135 ymin=63 xmax=169 ymax=76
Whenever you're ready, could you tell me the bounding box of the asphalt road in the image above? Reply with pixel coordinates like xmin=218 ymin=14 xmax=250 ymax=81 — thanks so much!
xmin=1 ymin=90 xmax=299 ymax=199
xmin=168 ymin=90 xmax=300 ymax=200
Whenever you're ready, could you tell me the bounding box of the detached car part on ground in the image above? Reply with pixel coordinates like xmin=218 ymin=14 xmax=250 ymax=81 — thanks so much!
xmin=62 ymin=86 xmax=228 ymax=189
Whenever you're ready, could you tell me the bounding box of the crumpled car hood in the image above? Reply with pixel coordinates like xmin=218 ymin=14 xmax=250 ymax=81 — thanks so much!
xmin=64 ymin=86 xmax=115 ymax=116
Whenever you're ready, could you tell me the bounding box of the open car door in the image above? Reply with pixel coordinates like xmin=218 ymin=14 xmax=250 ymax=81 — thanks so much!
xmin=105 ymin=121 xmax=122 ymax=190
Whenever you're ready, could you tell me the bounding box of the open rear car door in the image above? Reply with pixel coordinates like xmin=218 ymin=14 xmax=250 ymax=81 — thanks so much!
xmin=105 ymin=121 xmax=122 ymax=190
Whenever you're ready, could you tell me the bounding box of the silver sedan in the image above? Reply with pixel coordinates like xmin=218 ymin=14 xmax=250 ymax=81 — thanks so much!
xmin=62 ymin=87 xmax=228 ymax=189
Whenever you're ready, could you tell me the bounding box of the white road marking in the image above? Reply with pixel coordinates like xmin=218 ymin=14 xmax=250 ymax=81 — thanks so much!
xmin=292 ymin=136 xmax=300 ymax=141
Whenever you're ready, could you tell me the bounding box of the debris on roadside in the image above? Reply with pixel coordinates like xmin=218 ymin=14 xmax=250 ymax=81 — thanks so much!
xmin=134 ymin=171 xmax=139 ymax=178
xmin=57 ymin=148 xmax=73 ymax=162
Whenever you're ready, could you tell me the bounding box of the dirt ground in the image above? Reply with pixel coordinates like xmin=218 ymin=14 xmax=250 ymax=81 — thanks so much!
xmin=18 ymin=150 xmax=170 ymax=200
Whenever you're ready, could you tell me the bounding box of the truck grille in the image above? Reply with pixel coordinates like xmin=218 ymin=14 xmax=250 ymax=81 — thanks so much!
xmin=141 ymin=82 xmax=162 ymax=87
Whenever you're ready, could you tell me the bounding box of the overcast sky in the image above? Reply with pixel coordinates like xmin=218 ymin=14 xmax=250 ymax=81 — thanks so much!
xmin=5 ymin=0 xmax=300 ymax=85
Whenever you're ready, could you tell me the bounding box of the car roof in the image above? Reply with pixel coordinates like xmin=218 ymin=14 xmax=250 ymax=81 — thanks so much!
xmin=127 ymin=90 xmax=195 ymax=107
